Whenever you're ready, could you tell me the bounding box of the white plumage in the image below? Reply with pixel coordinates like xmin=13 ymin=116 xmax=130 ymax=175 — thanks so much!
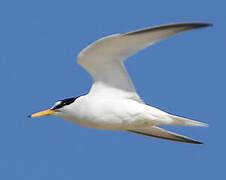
xmin=29 ymin=22 xmax=212 ymax=144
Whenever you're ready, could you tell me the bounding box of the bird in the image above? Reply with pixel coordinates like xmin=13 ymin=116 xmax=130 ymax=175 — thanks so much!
xmin=28 ymin=22 xmax=212 ymax=144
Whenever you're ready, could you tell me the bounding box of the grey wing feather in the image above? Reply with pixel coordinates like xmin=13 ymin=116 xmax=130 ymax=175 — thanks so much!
xmin=127 ymin=126 xmax=203 ymax=144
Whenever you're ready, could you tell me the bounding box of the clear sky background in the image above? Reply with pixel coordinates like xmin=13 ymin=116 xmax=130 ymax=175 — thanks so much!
xmin=0 ymin=0 xmax=224 ymax=179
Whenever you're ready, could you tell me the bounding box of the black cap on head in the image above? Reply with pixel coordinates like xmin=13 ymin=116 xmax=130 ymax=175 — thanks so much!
xmin=51 ymin=97 xmax=80 ymax=110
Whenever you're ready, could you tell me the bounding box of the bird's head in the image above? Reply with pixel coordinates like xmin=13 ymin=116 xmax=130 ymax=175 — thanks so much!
xmin=28 ymin=97 xmax=78 ymax=118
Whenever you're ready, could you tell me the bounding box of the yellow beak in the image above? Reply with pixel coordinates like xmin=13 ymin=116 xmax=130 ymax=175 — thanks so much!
xmin=28 ymin=109 xmax=56 ymax=118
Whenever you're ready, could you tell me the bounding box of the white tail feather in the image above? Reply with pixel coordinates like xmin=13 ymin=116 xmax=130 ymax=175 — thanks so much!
xmin=169 ymin=115 xmax=208 ymax=127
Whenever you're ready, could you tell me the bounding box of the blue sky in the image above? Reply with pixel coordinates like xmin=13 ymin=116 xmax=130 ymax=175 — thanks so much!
xmin=0 ymin=0 xmax=224 ymax=179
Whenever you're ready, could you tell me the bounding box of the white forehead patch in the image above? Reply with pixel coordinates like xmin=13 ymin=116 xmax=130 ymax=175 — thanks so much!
xmin=51 ymin=101 xmax=62 ymax=109
xmin=55 ymin=101 xmax=62 ymax=106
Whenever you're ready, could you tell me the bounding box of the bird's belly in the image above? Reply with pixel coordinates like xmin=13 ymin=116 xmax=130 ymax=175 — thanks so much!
xmin=59 ymin=113 xmax=130 ymax=130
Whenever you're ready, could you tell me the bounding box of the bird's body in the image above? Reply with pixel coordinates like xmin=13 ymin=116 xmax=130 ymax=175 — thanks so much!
xmin=56 ymin=94 xmax=206 ymax=130
xmin=29 ymin=22 xmax=211 ymax=144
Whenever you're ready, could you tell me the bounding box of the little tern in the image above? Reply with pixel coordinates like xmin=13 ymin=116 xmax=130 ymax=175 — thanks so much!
xmin=29 ymin=22 xmax=212 ymax=144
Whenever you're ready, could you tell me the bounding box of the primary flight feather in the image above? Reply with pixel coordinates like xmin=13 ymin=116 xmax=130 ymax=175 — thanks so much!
xmin=29 ymin=22 xmax=212 ymax=144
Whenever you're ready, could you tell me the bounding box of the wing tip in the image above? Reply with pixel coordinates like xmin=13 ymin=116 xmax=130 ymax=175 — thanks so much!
xmin=190 ymin=22 xmax=213 ymax=29
xmin=123 ymin=22 xmax=213 ymax=36
xmin=186 ymin=139 xmax=203 ymax=144
xmin=127 ymin=130 xmax=204 ymax=145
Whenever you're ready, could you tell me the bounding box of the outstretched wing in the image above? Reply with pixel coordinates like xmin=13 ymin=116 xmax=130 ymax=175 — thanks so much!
xmin=77 ymin=23 xmax=211 ymax=98
xmin=128 ymin=126 xmax=203 ymax=144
